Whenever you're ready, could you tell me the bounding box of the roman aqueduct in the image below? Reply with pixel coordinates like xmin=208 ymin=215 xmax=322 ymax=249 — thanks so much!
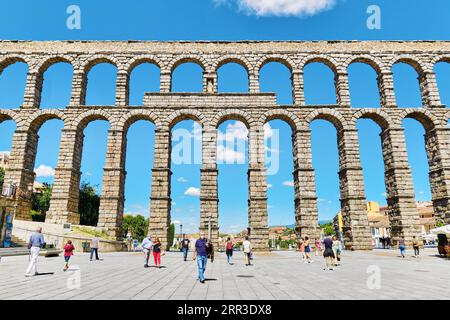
xmin=1 ymin=40 xmax=450 ymax=251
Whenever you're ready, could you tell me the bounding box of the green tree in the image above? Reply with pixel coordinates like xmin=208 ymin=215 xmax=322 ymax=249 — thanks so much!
xmin=168 ymin=223 xmax=175 ymax=248
xmin=0 ymin=166 xmax=4 ymax=189
xmin=321 ymin=222 xmax=336 ymax=236
xmin=31 ymin=183 xmax=52 ymax=220
xmin=79 ymin=181 xmax=100 ymax=226
xmin=122 ymin=214 xmax=149 ymax=241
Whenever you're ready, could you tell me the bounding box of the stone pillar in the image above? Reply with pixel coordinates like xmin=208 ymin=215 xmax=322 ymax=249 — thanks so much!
xmin=249 ymin=71 xmax=259 ymax=94
xmin=247 ymin=125 xmax=269 ymax=251
xmin=292 ymin=129 xmax=320 ymax=239
xmin=377 ymin=71 xmax=397 ymax=108
xmin=97 ymin=129 xmax=127 ymax=239
xmin=200 ymin=126 xmax=219 ymax=246
xmin=419 ymin=71 xmax=443 ymax=108
xmin=22 ymin=71 xmax=43 ymax=109
xmin=425 ymin=126 xmax=450 ymax=224
xmin=70 ymin=70 xmax=87 ymax=106
xmin=47 ymin=129 xmax=83 ymax=224
xmin=148 ymin=127 xmax=172 ymax=249
xmin=335 ymin=72 xmax=351 ymax=107
xmin=4 ymin=129 xmax=39 ymax=220
xmin=291 ymin=71 xmax=305 ymax=106
xmin=115 ymin=71 xmax=129 ymax=107
xmin=337 ymin=128 xmax=372 ymax=250
xmin=203 ymin=72 xmax=217 ymax=94
xmin=160 ymin=71 xmax=172 ymax=93
xmin=381 ymin=127 xmax=421 ymax=246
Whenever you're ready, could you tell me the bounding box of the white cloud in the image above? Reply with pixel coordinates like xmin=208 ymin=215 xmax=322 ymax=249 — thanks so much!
xmin=172 ymin=220 xmax=181 ymax=224
xmin=184 ymin=187 xmax=200 ymax=197
xmin=267 ymin=184 xmax=273 ymax=189
xmin=217 ymin=145 xmax=245 ymax=163
xmin=177 ymin=177 xmax=188 ymax=183
xmin=34 ymin=165 xmax=55 ymax=178
xmin=124 ymin=204 xmax=149 ymax=217
xmin=282 ymin=180 xmax=294 ymax=187
xmin=217 ymin=121 xmax=248 ymax=142
xmin=215 ymin=0 xmax=338 ymax=17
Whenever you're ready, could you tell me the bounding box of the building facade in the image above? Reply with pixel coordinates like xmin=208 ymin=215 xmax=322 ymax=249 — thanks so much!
xmin=1 ymin=40 xmax=450 ymax=250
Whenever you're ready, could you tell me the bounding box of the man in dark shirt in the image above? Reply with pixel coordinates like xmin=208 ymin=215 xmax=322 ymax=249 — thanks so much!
xmin=181 ymin=235 xmax=190 ymax=261
xmin=193 ymin=232 xmax=208 ymax=283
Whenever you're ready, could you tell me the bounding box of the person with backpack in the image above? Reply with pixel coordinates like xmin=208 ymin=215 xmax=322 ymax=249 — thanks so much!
xmin=225 ymin=237 xmax=234 ymax=265
xmin=63 ymin=240 xmax=75 ymax=271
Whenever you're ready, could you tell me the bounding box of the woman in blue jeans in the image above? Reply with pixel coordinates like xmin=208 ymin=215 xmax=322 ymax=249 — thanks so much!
xmin=399 ymin=238 xmax=406 ymax=258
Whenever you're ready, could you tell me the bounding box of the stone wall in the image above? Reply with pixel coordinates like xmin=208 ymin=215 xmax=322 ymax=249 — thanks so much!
xmin=1 ymin=40 xmax=450 ymax=250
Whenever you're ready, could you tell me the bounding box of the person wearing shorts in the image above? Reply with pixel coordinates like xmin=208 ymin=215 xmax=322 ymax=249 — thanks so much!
xmin=63 ymin=240 xmax=75 ymax=272
xmin=323 ymin=236 xmax=335 ymax=271
xmin=304 ymin=236 xmax=313 ymax=263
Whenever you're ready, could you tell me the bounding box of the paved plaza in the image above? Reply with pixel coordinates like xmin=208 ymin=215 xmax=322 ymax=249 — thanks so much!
xmin=0 ymin=248 xmax=449 ymax=300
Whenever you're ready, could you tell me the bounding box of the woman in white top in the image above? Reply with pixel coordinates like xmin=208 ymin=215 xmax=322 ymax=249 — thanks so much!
xmin=242 ymin=237 xmax=252 ymax=266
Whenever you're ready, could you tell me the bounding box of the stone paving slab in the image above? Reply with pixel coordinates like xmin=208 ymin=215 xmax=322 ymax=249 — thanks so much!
xmin=0 ymin=248 xmax=449 ymax=300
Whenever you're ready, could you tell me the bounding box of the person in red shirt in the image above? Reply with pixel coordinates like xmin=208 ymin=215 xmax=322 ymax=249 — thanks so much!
xmin=63 ymin=240 xmax=75 ymax=271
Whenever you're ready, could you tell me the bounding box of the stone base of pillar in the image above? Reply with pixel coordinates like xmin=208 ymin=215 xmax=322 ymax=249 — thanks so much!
xmin=45 ymin=210 xmax=80 ymax=225
xmin=250 ymin=227 xmax=269 ymax=251
xmin=148 ymin=223 xmax=170 ymax=250
xmin=342 ymin=226 xmax=373 ymax=250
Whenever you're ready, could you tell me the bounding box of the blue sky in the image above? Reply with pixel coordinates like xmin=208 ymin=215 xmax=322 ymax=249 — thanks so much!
xmin=1 ymin=0 xmax=450 ymax=233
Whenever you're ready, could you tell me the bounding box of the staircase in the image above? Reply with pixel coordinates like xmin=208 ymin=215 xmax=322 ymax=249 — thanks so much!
xmin=0 ymin=235 xmax=29 ymax=257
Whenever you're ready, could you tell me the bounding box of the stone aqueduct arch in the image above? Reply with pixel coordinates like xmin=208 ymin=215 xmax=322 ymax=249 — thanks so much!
xmin=1 ymin=40 xmax=450 ymax=251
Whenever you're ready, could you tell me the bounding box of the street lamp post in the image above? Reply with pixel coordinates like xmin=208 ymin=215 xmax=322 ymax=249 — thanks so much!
xmin=180 ymin=224 xmax=183 ymax=240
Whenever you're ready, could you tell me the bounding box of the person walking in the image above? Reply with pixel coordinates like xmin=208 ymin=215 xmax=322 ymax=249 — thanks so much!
xmin=243 ymin=236 xmax=252 ymax=266
xmin=25 ymin=227 xmax=45 ymax=277
xmin=332 ymin=235 xmax=342 ymax=266
xmin=323 ymin=236 xmax=335 ymax=271
xmin=225 ymin=237 xmax=234 ymax=265
xmin=141 ymin=236 xmax=153 ymax=268
xmin=298 ymin=238 xmax=306 ymax=261
xmin=399 ymin=237 xmax=406 ymax=258
xmin=181 ymin=235 xmax=190 ymax=261
xmin=90 ymin=237 xmax=100 ymax=261
xmin=152 ymin=238 xmax=163 ymax=268
xmin=412 ymin=236 xmax=420 ymax=258
xmin=63 ymin=240 xmax=75 ymax=272
xmin=304 ymin=236 xmax=313 ymax=263
xmin=193 ymin=232 xmax=208 ymax=283
xmin=314 ymin=238 xmax=322 ymax=256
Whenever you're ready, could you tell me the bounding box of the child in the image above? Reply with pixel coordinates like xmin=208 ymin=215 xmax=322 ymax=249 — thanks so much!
xmin=63 ymin=240 xmax=75 ymax=271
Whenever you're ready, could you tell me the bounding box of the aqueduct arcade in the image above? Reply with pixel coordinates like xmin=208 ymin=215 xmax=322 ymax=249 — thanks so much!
xmin=1 ymin=40 xmax=450 ymax=251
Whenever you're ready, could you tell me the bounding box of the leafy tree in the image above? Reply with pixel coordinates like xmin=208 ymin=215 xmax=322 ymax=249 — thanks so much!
xmin=31 ymin=183 xmax=52 ymax=220
xmin=321 ymin=222 xmax=336 ymax=236
xmin=122 ymin=214 xmax=149 ymax=241
xmin=0 ymin=167 xmax=4 ymax=189
xmin=168 ymin=223 xmax=175 ymax=248
xmin=79 ymin=181 xmax=100 ymax=226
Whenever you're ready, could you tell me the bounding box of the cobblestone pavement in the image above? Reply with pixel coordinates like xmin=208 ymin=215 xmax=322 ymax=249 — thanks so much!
xmin=0 ymin=248 xmax=448 ymax=300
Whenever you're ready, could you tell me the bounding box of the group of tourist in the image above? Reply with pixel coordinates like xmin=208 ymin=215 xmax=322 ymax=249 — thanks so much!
xmin=24 ymin=227 xmax=101 ymax=277
xmin=299 ymin=235 xmax=343 ymax=271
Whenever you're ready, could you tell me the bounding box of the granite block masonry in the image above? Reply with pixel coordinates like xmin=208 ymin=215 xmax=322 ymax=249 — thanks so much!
xmin=1 ymin=40 xmax=450 ymax=250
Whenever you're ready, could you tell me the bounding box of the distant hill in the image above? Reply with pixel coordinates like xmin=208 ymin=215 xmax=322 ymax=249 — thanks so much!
xmin=269 ymin=220 xmax=332 ymax=229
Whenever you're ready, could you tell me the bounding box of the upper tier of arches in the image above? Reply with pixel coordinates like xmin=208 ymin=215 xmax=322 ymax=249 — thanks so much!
xmin=0 ymin=51 xmax=449 ymax=109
